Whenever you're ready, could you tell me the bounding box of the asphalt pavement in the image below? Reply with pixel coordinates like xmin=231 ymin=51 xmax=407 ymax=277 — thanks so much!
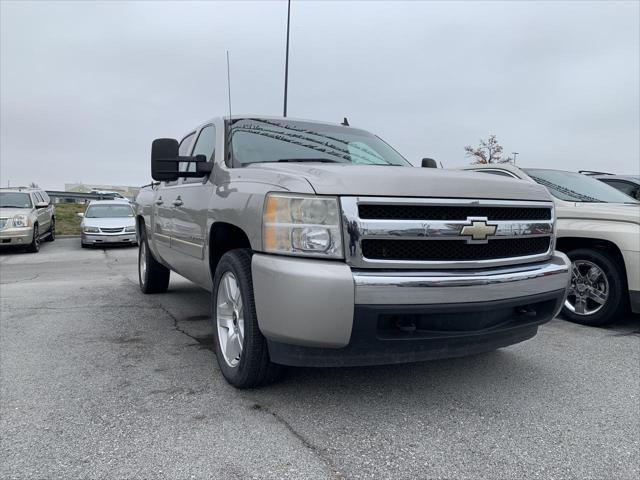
xmin=1 ymin=238 xmax=638 ymax=479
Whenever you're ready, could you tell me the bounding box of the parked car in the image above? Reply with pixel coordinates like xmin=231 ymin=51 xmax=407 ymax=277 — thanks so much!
xmin=78 ymin=200 xmax=137 ymax=248
xmin=89 ymin=189 xmax=130 ymax=202
xmin=135 ymin=116 xmax=570 ymax=388
xmin=579 ymin=171 xmax=640 ymax=201
xmin=463 ymin=164 xmax=640 ymax=326
xmin=0 ymin=187 xmax=55 ymax=252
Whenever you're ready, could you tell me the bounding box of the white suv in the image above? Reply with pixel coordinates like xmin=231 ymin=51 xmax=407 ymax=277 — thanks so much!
xmin=463 ymin=164 xmax=640 ymax=326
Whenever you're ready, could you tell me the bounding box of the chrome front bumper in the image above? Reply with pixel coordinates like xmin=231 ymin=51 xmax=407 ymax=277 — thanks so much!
xmin=0 ymin=226 xmax=34 ymax=246
xmin=353 ymin=253 xmax=570 ymax=305
xmin=252 ymin=252 xmax=571 ymax=349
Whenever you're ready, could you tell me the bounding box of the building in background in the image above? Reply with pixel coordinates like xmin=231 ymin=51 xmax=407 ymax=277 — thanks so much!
xmin=60 ymin=183 xmax=140 ymax=203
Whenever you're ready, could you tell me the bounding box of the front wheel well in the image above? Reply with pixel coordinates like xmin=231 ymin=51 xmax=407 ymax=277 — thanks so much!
xmin=209 ymin=222 xmax=252 ymax=277
xmin=556 ymin=236 xmax=627 ymax=278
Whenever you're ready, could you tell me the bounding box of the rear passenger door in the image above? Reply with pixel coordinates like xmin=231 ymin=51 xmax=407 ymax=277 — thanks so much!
xmin=169 ymin=124 xmax=217 ymax=284
xmin=32 ymin=192 xmax=51 ymax=232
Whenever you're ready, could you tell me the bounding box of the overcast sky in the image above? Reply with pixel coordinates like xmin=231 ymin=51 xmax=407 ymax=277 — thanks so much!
xmin=1 ymin=0 xmax=638 ymax=190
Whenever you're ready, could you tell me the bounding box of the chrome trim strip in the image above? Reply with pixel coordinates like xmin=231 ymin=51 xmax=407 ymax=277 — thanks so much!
xmin=358 ymin=219 xmax=553 ymax=240
xmin=341 ymin=196 xmax=555 ymax=269
xmin=353 ymin=252 xmax=570 ymax=304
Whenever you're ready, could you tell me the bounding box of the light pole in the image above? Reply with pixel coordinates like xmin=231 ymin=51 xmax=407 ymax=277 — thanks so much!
xmin=283 ymin=0 xmax=291 ymax=117
xmin=512 ymin=152 xmax=519 ymax=164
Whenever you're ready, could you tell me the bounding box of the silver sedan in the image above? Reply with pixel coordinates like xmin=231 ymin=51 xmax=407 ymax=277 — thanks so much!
xmin=79 ymin=200 xmax=137 ymax=248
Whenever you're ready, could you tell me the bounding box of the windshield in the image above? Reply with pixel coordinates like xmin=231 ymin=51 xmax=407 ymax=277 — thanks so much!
xmin=524 ymin=169 xmax=639 ymax=203
xmin=85 ymin=204 xmax=134 ymax=218
xmin=229 ymin=118 xmax=411 ymax=166
xmin=0 ymin=192 xmax=32 ymax=208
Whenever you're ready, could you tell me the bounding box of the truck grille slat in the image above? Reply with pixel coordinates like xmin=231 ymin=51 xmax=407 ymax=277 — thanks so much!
xmin=362 ymin=237 xmax=551 ymax=261
xmin=358 ymin=204 xmax=551 ymax=221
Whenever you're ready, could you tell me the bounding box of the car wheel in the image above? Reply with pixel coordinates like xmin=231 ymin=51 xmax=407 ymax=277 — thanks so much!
xmin=138 ymin=229 xmax=170 ymax=294
xmin=562 ymin=248 xmax=627 ymax=326
xmin=212 ymin=249 xmax=282 ymax=388
xmin=45 ymin=218 xmax=56 ymax=242
xmin=26 ymin=224 xmax=40 ymax=253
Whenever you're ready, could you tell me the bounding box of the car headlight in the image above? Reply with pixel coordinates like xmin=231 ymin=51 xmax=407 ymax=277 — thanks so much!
xmin=124 ymin=226 xmax=136 ymax=233
xmin=83 ymin=226 xmax=100 ymax=233
xmin=263 ymin=193 xmax=343 ymax=258
xmin=12 ymin=215 xmax=29 ymax=227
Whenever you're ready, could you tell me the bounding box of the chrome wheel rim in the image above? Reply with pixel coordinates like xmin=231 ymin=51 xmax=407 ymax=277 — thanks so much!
xmin=216 ymin=272 xmax=244 ymax=367
xmin=139 ymin=242 xmax=147 ymax=281
xmin=564 ymin=260 xmax=609 ymax=316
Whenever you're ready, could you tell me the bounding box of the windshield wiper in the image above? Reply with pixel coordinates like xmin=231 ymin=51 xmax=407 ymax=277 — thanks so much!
xmin=272 ymin=158 xmax=346 ymax=163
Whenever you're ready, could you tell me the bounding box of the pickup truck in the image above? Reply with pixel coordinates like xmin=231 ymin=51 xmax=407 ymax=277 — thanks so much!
xmin=135 ymin=116 xmax=570 ymax=388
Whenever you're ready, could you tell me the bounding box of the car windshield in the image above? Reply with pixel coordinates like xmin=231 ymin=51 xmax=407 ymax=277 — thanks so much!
xmin=524 ymin=169 xmax=639 ymax=203
xmin=229 ymin=118 xmax=411 ymax=166
xmin=0 ymin=192 xmax=32 ymax=208
xmin=85 ymin=204 xmax=134 ymax=218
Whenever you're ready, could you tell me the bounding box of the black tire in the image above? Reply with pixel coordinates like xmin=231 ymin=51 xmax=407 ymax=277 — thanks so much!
xmin=212 ymin=248 xmax=282 ymax=388
xmin=138 ymin=229 xmax=170 ymax=294
xmin=45 ymin=217 xmax=55 ymax=242
xmin=81 ymin=242 xmax=89 ymax=248
xmin=561 ymin=248 xmax=627 ymax=326
xmin=26 ymin=224 xmax=40 ymax=253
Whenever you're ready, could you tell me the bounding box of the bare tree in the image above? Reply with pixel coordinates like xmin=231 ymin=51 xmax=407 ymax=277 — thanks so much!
xmin=29 ymin=182 xmax=40 ymax=188
xmin=464 ymin=135 xmax=513 ymax=164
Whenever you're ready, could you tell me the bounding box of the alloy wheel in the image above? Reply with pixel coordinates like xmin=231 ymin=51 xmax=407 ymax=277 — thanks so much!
xmin=216 ymin=271 xmax=244 ymax=367
xmin=564 ymin=260 xmax=609 ymax=316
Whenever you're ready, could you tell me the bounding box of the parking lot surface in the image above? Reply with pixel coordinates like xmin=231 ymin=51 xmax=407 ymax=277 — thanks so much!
xmin=1 ymin=238 xmax=638 ymax=479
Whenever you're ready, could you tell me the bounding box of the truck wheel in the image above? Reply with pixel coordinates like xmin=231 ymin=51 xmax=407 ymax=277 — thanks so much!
xmin=562 ymin=248 xmax=627 ymax=326
xmin=26 ymin=224 xmax=40 ymax=253
xmin=138 ymin=231 xmax=170 ymax=294
xmin=212 ymin=249 xmax=282 ymax=388
xmin=45 ymin=218 xmax=55 ymax=242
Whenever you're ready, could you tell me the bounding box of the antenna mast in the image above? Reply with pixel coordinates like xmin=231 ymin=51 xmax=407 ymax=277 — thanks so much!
xmin=226 ymin=51 xmax=234 ymax=166
xmin=283 ymin=0 xmax=291 ymax=117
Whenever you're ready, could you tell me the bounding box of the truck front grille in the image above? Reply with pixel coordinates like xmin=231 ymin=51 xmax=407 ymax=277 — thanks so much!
xmin=361 ymin=237 xmax=551 ymax=261
xmin=341 ymin=197 xmax=555 ymax=269
xmin=358 ymin=204 xmax=551 ymax=221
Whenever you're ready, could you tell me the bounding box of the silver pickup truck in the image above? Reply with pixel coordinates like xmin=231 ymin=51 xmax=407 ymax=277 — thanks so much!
xmin=135 ymin=116 xmax=570 ymax=388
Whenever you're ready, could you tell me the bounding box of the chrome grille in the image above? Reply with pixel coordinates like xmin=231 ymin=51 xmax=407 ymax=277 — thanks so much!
xmin=100 ymin=227 xmax=124 ymax=233
xmin=341 ymin=197 xmax=555 ymax=269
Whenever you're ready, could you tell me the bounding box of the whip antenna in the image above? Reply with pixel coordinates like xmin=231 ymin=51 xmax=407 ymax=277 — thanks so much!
xmin=283 ymin=0 xmax=291 ymax=117
xmin=226 ymin=50 xmax=234 ymax=166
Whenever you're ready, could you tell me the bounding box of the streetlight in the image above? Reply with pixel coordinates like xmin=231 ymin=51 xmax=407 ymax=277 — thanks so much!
xmin=512 ymin=152 xmax=519 ymax=164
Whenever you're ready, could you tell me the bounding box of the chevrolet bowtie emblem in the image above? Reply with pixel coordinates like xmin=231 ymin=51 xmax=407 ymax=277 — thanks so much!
xmin=460 ymin=219 xmax=497 ymax=242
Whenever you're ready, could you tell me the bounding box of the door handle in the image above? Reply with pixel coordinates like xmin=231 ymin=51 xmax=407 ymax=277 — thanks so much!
xmin=172 ymin=197 xmax=183 ymax=207
xmin=155 ymin=197 xmax=164 ymax=205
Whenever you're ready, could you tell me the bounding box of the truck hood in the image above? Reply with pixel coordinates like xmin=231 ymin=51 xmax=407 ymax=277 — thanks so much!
xmin=247 ymin=163 xmax=551 ymax=201
xmin=555 ymin=201 xmax=640 ymax=225
xmin=0 ymin=207 xmax=32 ymax=218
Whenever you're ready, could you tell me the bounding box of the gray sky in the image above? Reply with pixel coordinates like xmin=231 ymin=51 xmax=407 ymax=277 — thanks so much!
xmin=1 ymin=0 xmax=638 ymax=190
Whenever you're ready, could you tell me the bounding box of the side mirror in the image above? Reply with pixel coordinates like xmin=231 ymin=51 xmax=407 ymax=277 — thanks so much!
xmin=151 ymin=138 xmax=180 ymax=182
xmin=421 ymin=158 xmax=438 ymax=168
xmin=77 ymin=212 xmax=84 ymax=218
xmin=151 ymin=139 xmax=212 ymax=181
xmin=35 ymin=201 xmax=48 ymax=209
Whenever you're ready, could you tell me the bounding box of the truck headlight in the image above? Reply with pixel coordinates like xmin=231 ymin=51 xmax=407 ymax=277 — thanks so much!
xmin=12 ymin=215 xmax=29 ymax=227
xmin=124 ymin=226 xmax=136 ymax=233
xmin=83 ymin=226 xmax=100 ymax=233
xmin=263 ymin=193 xmax=343 ymax=258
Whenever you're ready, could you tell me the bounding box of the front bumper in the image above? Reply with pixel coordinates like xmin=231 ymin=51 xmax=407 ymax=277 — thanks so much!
xmin=0 ymin=226 xmax=34 ymax=246
xmin=252 ymin=252 xmax=571 ymax=366
xmin=81 ymin=232 xmax=137 ymax=245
